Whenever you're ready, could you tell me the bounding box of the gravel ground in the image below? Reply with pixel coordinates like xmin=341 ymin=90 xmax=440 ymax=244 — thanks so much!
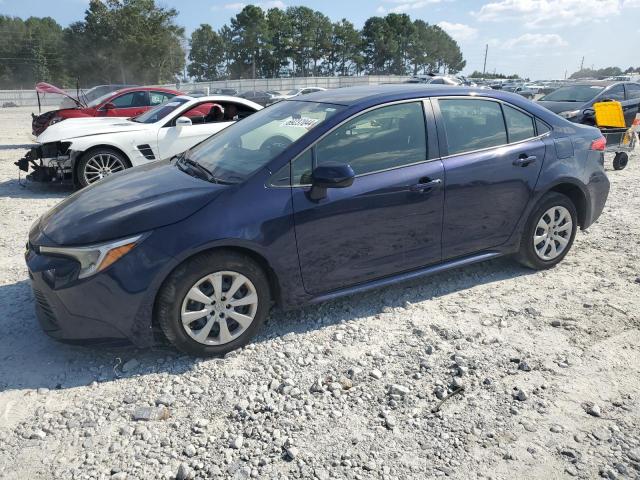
xmin=0 ymin=106 xmax=639 ymax=480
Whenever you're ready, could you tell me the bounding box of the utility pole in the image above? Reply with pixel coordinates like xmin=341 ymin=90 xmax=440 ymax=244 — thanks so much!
xmin=580 ymin=56 xmax=584 ymax=71
xmin=482 ymin=44 xmax=488 ymax=76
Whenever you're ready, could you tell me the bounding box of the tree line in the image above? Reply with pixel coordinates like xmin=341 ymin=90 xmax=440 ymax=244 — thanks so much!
xmin=0 ymin=0 xmax=466 ymax=89
xmin=187 ymin=6 xmax=466 ymax=81
xmin=0 ymin=0 xmax=185 ymax=89
xmin=570 ymin=66 xmax=639 ymax=80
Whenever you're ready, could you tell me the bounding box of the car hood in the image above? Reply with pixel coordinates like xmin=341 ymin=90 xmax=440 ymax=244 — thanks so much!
xmin=536 ymin=100 xmax=588 ymax=114
xmin=31 ymin=161 xmax=225 ymax=246
xmin=36 ymin=117 xmax=149 ymax=144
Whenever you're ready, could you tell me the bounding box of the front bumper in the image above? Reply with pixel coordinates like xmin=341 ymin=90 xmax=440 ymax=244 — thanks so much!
xmin=16 ymin=143 xmax=73 ymax=183
xmin=26 ymin=232 xmax=176 ymax=347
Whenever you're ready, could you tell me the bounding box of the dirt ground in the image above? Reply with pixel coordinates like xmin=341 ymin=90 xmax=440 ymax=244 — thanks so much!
xmin=0 ymin=106 xmax=638 ymax=480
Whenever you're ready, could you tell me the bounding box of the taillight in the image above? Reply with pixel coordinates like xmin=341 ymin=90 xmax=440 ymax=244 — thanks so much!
xmin=590 ymin=137 xmax=606 ymax=151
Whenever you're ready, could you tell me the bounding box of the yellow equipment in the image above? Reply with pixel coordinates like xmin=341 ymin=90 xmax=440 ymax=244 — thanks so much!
xmin=593 ymin=101 xmax=626 ymax=128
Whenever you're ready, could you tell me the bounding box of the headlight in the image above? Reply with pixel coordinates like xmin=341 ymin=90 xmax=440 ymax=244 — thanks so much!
xmin=40 ymin=234 xmax=144 ymax=279
xmin=558 ymin=110 xmax=581 ymax=119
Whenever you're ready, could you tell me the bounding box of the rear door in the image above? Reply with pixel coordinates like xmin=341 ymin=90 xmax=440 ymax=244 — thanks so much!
xmin=290 ymin=100 xmax=444 ymax=295
xmin=434 ymin=97 xmax=546 ymax=259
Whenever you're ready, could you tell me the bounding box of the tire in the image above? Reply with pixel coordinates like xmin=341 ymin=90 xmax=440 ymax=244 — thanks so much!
xmin=156 ymin=250 xmax=271 ymax=357
xmin=75 ymin=148 xmax=130 ymax=188
xmin=613 ymin=152 xmax=629 ymax=171
xmin=515 ymin=192 xmax=578 ymax=270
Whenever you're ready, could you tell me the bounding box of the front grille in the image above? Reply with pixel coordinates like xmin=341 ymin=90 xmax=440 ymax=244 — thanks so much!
xmin=33 ymin=288 xmax=58 ymax=328
xmin=137 ymin=144 xmax=156 ymax=160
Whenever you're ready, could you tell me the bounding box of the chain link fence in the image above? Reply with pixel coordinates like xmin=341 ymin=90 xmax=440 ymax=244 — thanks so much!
xmin=0 ymin=75 xmax=411 ymax=107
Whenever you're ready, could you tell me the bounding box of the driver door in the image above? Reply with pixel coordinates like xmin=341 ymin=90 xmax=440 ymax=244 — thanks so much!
xmin=102 ymin=91 xmax=149 ymax=118
xmin=157 ymin=103 xmax=233 ymax=160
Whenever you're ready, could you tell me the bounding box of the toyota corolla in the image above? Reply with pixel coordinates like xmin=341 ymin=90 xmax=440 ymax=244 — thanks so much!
xmin=26 ymin=85 xmax=610 ymax=357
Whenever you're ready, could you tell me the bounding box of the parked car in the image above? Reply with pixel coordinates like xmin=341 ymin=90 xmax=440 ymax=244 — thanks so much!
xmin=504 ymin=85 xmax=538 ymax=99
xmin=31 ymin=85 xmax=181 ymax=136
xmin=282 ymin=87 xmax=327 ymax=99
xmin=211 ymin=88 xmax=239 ymax=96
xmin=26 ymin=85 xmax=610 ymax=356
xmin=17 ymin=95 xmax=261 ymax=187
xmin=237 ymin=90 xmax=286 ymax=106
xmin=537 ymin=81 xmax=640 ymax=126
xmin=408 ymin=75 xmax=463 ymax=86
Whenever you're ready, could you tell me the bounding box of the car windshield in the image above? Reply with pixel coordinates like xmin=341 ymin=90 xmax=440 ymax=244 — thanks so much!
xmin=183 ymin=100 xmax=344 ymax=184
xmin=540 ymin=85 xmax=605 ymax=102
xmin=131 ymin=98 xmax=190 ymax=123
xmin=287 ymin=89 xmax=301 ymax=95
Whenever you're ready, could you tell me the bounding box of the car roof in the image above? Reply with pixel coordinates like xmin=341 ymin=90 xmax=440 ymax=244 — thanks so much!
xmin=107 ymin=86 xmax=182 ymax=97
xmin=290 ymin=84 xmax=560 ymax=123
xmin=568 ymin=81 xmax=616 ymax=87
xmin=293 ymin=84 xmax=486 ymax=106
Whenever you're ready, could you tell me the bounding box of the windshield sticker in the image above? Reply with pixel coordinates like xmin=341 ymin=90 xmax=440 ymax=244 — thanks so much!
xmin=281 ymin=116 xmax=319 ymax=129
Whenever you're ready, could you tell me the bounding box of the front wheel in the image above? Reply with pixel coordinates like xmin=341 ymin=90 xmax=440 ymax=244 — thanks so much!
xmin=156 ymin=251 xmax=271 ymax=357
xmin=515 ymin=192 xmax=578 ymax=270
xmin=75 ymin=148 xmax=129 ymax=188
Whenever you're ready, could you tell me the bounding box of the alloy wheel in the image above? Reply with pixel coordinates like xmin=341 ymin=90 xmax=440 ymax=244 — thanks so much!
xmin=83 ymin=153 xmax=126 ymax=184
xmin=180 ymin=271 xmax=258 ymax=345
xmin=533 ymin=206 xmax=573 ymax=261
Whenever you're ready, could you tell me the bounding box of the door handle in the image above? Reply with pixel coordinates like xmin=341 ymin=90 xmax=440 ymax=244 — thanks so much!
xmin=410 ymin=177 xmax=442 ymax=192
xmin=513 ymin=154 xmax=537 ymax=167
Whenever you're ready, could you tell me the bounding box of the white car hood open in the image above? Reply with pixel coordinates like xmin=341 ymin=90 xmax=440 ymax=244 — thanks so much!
xmin=37 ymin=117 xmax=151 ymax=144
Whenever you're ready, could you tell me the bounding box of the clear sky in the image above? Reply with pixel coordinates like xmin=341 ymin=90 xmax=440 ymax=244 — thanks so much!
xmin=2 ymin=0 xmax=639 ymax=79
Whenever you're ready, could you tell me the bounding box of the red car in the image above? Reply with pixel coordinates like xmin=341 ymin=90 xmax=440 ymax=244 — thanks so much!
xmin=32 ymin=83 xmax=181 ymax=136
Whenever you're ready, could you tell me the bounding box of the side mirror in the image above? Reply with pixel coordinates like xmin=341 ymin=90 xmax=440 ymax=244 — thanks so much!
xmin=175 ymin=116 xmax=192 ymax=128
xmin=308 ymin=163 xmax=355 ymax=201
xmin=103 ymin=102 xmax=116 ymax=110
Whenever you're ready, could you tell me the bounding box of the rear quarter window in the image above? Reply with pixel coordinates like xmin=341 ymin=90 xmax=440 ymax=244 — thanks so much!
xmin=503 ymin=104 xmax=535 ymax=142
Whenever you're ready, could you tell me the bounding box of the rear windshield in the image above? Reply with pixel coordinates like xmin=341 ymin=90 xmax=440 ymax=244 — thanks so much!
xmin=540 ymin=85 xmax=604 ymax=102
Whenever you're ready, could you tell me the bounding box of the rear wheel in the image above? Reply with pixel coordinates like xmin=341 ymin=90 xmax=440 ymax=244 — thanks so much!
xmin=76 ymin=148 xmax=129 ymax=188
xmin=156 ymin=251 xmax=271 ymax=357
xmin=613 ymin=152 xmax=628 ymax=170
xmin=516 ymin=192 xmax=578 ymax=270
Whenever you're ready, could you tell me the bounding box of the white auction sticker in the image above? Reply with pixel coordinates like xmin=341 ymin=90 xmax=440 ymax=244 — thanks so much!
xmin=281 ymin=117 xmax=319 ymax=128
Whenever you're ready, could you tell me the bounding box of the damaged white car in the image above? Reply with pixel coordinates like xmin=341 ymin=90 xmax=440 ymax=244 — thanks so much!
xmin=16 ymin=95 xmax=262 ymax=188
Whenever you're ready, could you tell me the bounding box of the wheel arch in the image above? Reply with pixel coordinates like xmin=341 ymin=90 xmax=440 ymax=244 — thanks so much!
xmin=151 ymin=245 xmax=282 ymax=328
xmin=72 ymin=144 xmax=133 ymax=183
xmin=545 ymin=181 xmax=589 ymax=228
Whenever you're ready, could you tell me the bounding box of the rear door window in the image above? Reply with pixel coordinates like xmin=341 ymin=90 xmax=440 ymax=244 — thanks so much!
xmin=503 ymin=104 xmax=535 ymax=142
xmin=438 ymin=99 xmax=507 ymax=155
xmin=150 ymin=91 xmax=175 ymax=106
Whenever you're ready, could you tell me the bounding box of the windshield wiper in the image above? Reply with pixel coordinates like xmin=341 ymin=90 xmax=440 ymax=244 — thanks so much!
xmin=177 ymin=157 xmax=232 ymax=184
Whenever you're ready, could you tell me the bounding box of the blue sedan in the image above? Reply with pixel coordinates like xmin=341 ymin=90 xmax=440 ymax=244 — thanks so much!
xmin=26 ymin=85 xmax=610 ymax=356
